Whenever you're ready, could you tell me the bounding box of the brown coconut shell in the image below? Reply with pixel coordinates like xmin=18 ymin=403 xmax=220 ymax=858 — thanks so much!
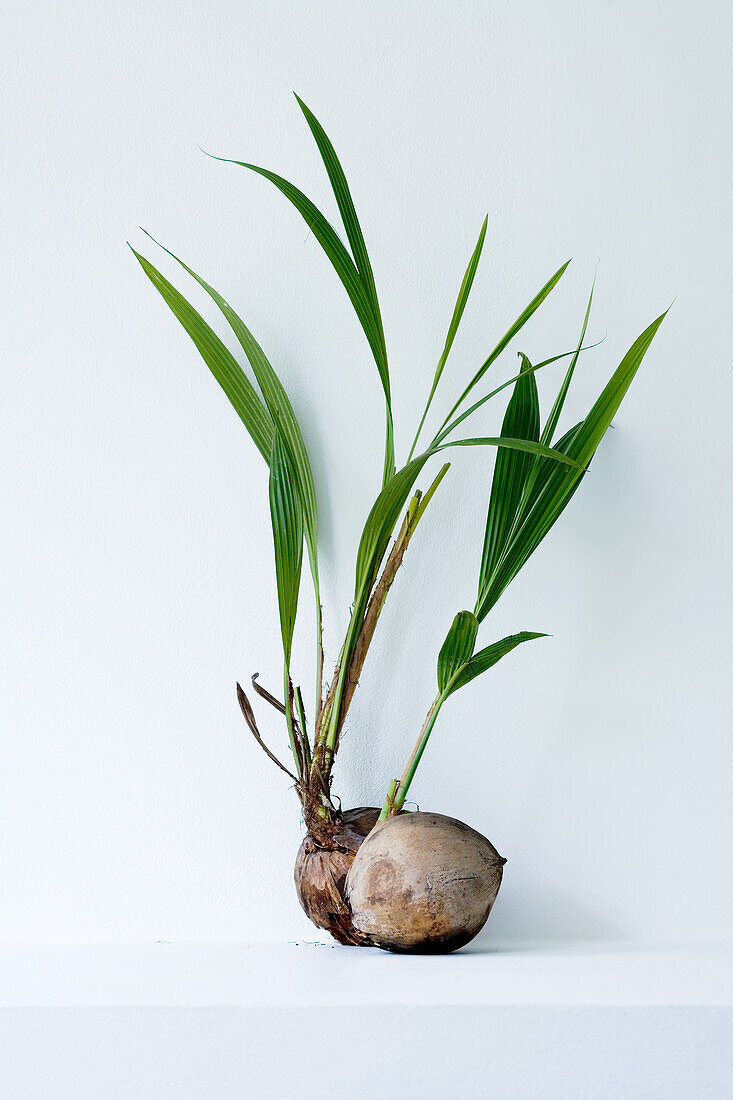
xmin=345 ymin=811 xmax=506 ymax=953
xmin=294 ymin=806 xmax=380 ymax=945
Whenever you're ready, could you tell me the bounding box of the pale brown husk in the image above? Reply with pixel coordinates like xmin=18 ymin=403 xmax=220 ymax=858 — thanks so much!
xmin=344 ymin=811 xmax=506 ymax=953
xmin=293 ymin=807 xmax=380 ymax=945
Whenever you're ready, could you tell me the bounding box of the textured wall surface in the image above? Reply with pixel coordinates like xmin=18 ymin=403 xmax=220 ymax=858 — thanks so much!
xmin=3 ymin=0 xmax=731 ymax=945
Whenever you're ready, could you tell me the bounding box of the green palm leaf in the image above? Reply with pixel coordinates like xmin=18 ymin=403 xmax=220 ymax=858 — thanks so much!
xmin=130 ymin=247 xmax=273 ymax=461
xmin=294 ymin=95 xmax=383 ymax=327
xmin=517 ymin=420 xmax=584 ymax=521
xmin=383 ymin=625 xmax=547 ymax=817
xmin=353 ymin=454 xmax=431 ymax=604
xmin=208 ymin=124 xmax=394 ymax=485
xmin=139 ymin=232 xmax=319 ymax=589
xmin=435 ymin=259 xmax=571 ymax=437
xmin=435 ymin=436 xmax=583 ymax=466
xmin=476 ymin=311 xmax=667 ymax=619
xmin=353 ymin=437 xmax=582 ymax=613
xmin=269 ymin=428 xmax=304 ymax=663
xmin=437 ymin=611 xmax=479 ymax=693
xmin=409 ymin=216 xmax=488 ymax=458
xmin=446 ymin=631 xmax=547 ymax=696
xmin=434 ymin=337 xmax=605 ymax=446
xmin=293 ymin=94 xmax=393 ymax=484
xmin=477 ymin=353 xmax=540 ymax=614
xmin=540 ymin=279 xmax=595 ymax=447
xmin=570 ymin=311 xmax=666 ymax=463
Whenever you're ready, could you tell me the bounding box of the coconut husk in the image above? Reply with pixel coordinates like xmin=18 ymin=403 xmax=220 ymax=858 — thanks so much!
xmin=294 ymin=807 xmax=380 ymax=945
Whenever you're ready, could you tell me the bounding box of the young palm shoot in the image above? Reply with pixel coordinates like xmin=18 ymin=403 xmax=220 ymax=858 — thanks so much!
xmin=132 ymin=95 xmax=664 ymax=952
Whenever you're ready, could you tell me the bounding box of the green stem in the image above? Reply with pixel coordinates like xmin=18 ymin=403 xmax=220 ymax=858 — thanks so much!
xmin=378 ymin=778 xmax=399 ymax=822
xmin=321 ymin=466 xmax=450 ymax=773
xmin=380 ymin=690 xmax=446 ymax=817
xmin=283 ymin=663 xmax=302 ymax=779
xmin=382 ymin=405 xmax=396 ymax=487
xmin=294 ymin=685 xmax=311 ymax=770
xmin=408 ymin=215 xmax=488 ymax=461
xmin=314 ymin=596 xmax=323 ymax=723
xmin=323 ymin=610 xmax=363 ymax=758
xmin=412 ymin=462 xmax=450 ymax=524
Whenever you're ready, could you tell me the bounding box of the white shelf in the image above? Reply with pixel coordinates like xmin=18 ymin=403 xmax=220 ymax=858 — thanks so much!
xmin=1 ymin=940 xmax=731 ymax=1008
xmin=2 ymin=942 xmax=731 ymax=1099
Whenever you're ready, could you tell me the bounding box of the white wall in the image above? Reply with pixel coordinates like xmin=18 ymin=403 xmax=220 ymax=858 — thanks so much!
xmin=3 ymin=0 xmax=731 ymax=945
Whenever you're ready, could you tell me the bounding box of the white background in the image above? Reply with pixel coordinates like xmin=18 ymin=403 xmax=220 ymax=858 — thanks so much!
xmin=3 ymin=0 xmax=731 ymax=948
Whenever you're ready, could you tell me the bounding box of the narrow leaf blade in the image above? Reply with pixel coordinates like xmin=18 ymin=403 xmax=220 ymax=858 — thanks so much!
xmin=477 ymin=353 xmax=540 ymax=607
xmin=437 ymin=259 xmax=571 ymax=435
xmin=571 ymin=311 xmax=667 ymax=466
xmin=130 ymin=247 xmax=273 ymax=461
xmin=291 ymin=96 xmax=394 ymax=484
xmin=409 ymin=216 xmax=488 ymax=458
xmin=477 ymin=311 xmax=667 ymax=618
xmin=351 ymin=429 xmax=581 ymax=645
xmin=353 ymin=454 xmax=431 ymax=606
xmin=435 ymin=337 xmax=605 ymax=446
xmin=436 ymin=436 xmax=584 ymax=468
xmin=210 ymin=153 xmax=395 ymax=483
xmin=438 ymin=216 xmax=489 ymax=380
xmin=269 ymin=429 xmax=304 ymax=662
xmin=141 ymin=232 xmax=319 ymax=583
xmin=294 ymin=95 xmax=383 ymax=330
xmin=540 ymin=279 xmax=595 ymax=447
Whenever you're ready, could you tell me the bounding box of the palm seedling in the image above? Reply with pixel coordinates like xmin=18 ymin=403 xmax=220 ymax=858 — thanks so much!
xmin=131 ymin=95 xmax=664 ymax=953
